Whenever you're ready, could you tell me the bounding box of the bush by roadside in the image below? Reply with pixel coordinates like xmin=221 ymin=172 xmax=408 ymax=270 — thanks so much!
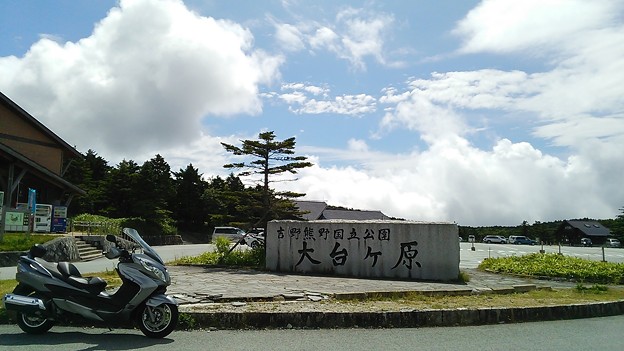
xmin=479 ymin=253 xmax=624 ymax=284
xmin=172 ymin=236 xmax=264 ymax=267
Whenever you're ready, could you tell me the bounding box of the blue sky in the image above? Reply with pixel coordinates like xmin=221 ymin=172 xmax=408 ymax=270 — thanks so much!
xmin=1 ymin=0 xmax=623 ymax=226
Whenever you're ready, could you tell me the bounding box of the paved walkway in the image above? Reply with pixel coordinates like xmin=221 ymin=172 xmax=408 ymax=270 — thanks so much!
xmin=167 ymin=265 xmax=579 ymax=304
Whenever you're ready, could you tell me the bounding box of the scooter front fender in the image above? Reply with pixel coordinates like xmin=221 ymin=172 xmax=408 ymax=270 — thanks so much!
xmin=146 ymin=294 xmax=178 ymax=307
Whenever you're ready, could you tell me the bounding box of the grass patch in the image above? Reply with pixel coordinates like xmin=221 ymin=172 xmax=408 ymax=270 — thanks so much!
xmin=575 ymin=283 xmax=608 ymax=293
xmin=0 ymin=279 xmax=17 ymax=324
xmin=332 ymin=287 xmax=624 ymax=311
xmin=0 ymin=279 xmax=17 ymax=295
xmin=458 ymin=270 xmax=470 ymax=283
xmin=172 ymin=236 xmax=264 ymax=267
xmin=0 ymin=233 xmax=62 ymax=252
xmin=177 ymin=313 xmax=197 ymax=330
xmin=479 ymin=253 xmax=624 ymax=284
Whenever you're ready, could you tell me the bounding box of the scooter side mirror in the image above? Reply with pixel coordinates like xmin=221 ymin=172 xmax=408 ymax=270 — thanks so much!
xmin=106 ymin=234 xmax=117 ymax=243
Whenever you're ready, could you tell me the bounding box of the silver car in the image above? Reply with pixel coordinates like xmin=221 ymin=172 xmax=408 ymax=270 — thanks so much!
xmin=212 ymin=226 xmax=246 ymax=242
xmin=606 ymin=238 xmax=621 ymax=248
xmin=482 ymin=235 xmax=507 ymax=244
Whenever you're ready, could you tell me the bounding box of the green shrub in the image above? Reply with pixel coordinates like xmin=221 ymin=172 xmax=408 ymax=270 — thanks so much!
xmin=119 ymin=211 xmax=177 ymax=236
xmin=479 ymin=253 xmax=624 ymax=284
xmin=172 ymin=237 xmax=264 ymax=268
xmin=72 ymin=214 xmax=123 ymax=235
xmin=575 ymin=283 xmax=608 ymax=293
xmin=458 ymin=270 xmax=470 ymax=283
xmin=177 ymin=313 xmax=197 ymax=330
xmin=214 ymin=236 xmax=231 ymax=255
xmin=72 ymin=213 xmax=177 ymax=237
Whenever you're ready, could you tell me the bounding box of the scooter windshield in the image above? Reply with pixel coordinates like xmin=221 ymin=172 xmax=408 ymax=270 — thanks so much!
xmin=122 ymin=228 xmax=165 ymax=265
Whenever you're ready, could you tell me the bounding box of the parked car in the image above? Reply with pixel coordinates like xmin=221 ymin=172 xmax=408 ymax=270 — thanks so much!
xmin=580 ymin=238 xmax=592 ymax=247
xmin=212 ymin=226 xmax=246 ymax=242
xmin=606 ymin=238 xmax=621 ymax=248
xmin=482 ymin=235 xmax=507 ymax=244
xmin=508 ymin=235 xmax=536 ymax=245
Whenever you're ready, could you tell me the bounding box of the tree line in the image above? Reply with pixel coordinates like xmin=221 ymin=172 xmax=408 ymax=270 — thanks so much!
xmin=459 ymin=215 xmax=624 ymax=244
xmin=63 ymin=131 xmax=311 ymax=239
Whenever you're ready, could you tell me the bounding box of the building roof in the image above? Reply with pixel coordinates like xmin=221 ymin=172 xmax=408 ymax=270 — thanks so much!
xmin=0 ymin=91 xmax=82 ymax=158
xmin=320 ymin=209 xmax=390 ymax=221
xmin=564 ymin=220 xmax=611 ymax=237
xmin=294 ymin=200 xmax=327 ymax=220
xmin=294 ymin=200 xmax=390 ymax=221
xmin=0 ymin=142 xmax=85 ymax=195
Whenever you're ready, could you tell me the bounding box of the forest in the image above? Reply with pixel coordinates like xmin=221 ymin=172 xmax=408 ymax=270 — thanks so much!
xmin=63 ymin=150 xmax=303 ymax=239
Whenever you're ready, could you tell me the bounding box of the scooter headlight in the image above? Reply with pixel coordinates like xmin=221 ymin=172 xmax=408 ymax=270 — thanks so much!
xmin=137 ymin=257 xmax=168 ymax=283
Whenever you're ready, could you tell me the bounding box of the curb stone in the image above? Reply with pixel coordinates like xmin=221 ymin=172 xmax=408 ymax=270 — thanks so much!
xmin=180 ymin=300 xmax=624 ymax=330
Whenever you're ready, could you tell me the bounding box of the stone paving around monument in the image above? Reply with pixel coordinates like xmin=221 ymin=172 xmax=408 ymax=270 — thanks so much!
xmin=167 ymin=265 xmax=580 ymax=305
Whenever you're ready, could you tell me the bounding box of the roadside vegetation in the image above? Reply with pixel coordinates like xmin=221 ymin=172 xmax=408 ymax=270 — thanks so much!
xmin=479 ymin=253 xmax=624 ymax=284
xmin=326 ymin=286 xmax=623 ymax=312
xmin=0 ymin=233 xmax=61 ymax=252
xmin=172 ymin=237 xmax=264 ymax=267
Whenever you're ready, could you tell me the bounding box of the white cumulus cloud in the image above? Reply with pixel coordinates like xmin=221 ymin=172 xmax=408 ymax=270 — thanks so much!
xmin=0 ymin=0 xmax=282 ymax=162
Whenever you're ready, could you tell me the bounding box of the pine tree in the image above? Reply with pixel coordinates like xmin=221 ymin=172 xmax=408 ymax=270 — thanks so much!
xmin=221 ymin=131 xmax=312 ymax=229
xmin=173 ymin=164 xmax=207 ymax=230
xmin=63 ymin=149 xmax=110 ymax=215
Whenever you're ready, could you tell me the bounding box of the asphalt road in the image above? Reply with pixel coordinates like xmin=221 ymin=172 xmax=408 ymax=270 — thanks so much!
xmin=1 ymin=315 xmax=623 ymax=351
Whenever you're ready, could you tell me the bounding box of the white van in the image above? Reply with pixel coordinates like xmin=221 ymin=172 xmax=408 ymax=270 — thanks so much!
xmin=212 ymin=227 xmax=246 ymax=242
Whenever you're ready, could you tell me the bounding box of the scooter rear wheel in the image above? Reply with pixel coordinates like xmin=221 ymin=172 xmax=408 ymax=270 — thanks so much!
xmin=137 ymin=303 xmax=178 ymax=338
xmin=16 ymin=311 xmax=54 ymax=335
xmin=12 ymin=286 xmax=54 ymax=335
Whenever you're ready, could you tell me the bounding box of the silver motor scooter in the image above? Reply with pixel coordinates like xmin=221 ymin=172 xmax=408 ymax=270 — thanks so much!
xmin=2 ymin=228 xmax=178 ymax=338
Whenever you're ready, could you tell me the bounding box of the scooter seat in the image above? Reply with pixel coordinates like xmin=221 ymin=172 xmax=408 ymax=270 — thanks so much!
xmin=32 ymin=259 xmax=106 ymax=294
xmin=57 ymin=262 xmax=82 ymax=278
xmin=67 ymin=276 xmax=108 ymax=295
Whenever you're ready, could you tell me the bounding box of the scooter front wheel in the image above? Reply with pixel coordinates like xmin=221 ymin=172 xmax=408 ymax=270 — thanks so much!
xmin=137 ymin=303 xmax=178 ymax=338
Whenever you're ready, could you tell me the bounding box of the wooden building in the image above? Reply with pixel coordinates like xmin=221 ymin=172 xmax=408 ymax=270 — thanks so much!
xmin=1 ymin=91 xmax=85 ymax=231
xmin=556 ymin=220 xmax=611 ymax=246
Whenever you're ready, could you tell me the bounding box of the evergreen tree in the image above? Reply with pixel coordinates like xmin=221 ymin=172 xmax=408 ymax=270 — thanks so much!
xmin=136 ymin=154 xmax=174 ymax=219
xmin=173 ymin=164 xmax=207 ymax=230
xmin=612 ymin=206 xmax=624 ymax=239
xmin=202 ymin=176 xmax=228 ymax=227
xmin=63 ymin=149 xmax=111 ymax=215
xmin=203 ymin=174 xmax=247 ymax=227
xmin=221 ymin=131 xmax=313 ymax=229
xmin=104 ymin=159 xmax=141 ymax=218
